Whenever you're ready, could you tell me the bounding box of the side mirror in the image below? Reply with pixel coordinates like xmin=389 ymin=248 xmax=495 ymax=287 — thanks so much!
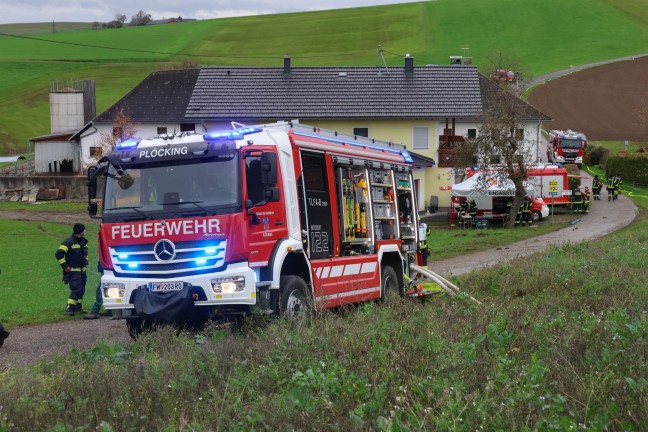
xmin=261 ymin=152 xmax=278 ymax=185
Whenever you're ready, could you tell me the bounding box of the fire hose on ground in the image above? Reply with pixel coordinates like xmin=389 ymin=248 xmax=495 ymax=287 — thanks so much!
xmin=409 ymin=264 xmax=482 ymax=305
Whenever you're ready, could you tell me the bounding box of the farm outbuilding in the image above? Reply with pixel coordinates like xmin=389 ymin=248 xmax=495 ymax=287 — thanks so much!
xmin=30 ymin=132 xmax=80 ymax=173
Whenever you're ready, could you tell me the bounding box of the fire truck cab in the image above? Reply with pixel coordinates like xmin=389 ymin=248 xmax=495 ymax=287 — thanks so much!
xmin=547 ymin=129 xmax=588 ymax=168
xmin=87 ymin=122 xmax=421 ymax=337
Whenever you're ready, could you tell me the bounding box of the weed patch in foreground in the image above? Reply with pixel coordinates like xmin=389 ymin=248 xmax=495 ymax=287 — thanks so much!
xmin=1 ymin=271 xmax=646 ymax=431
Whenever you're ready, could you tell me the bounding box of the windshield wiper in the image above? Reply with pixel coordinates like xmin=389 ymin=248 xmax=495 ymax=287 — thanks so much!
xmin=106 ymin=206 xmax=155 ymax=220
xmin=163 ymin=201 xmax=216 ymax=216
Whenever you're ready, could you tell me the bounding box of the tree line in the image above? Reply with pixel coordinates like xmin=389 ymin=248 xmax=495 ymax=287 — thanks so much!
xmin=91 ymin=11 xmax=157 ymax=29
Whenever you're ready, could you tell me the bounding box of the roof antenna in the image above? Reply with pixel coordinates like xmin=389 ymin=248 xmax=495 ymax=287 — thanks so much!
xmin=231 ymin=121 xmax=247 ymax=130
xmin=377 ymin=45 xmax=389 ymax=75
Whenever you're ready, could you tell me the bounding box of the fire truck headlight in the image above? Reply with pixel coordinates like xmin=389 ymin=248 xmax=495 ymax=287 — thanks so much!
xmin=211 ymin=276 xmax=245 ymax=293
xmin=103 ymin=283 xmax=125 ymax=298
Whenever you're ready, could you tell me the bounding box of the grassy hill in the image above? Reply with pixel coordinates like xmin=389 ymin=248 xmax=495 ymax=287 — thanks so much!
xmin=1 ymin=0 xmax=648 ymax=153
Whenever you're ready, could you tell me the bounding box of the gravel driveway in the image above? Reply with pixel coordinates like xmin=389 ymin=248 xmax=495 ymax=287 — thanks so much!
xmin=0 ymin=173 xmax=639 ymax=370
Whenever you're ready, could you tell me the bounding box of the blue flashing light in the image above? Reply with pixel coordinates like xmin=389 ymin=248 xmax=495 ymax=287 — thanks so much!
xmin=118 ymin=254 xmax=129 ymax=260
xmin=115 ymin=139 xmax=140 ymax=150
xmin=205 ymin=248 xmax=217 ymax=255
xmin=127 ymin=263 xmax=139 ymax=269
xmin=401 ymin=151 xmax=414 ymax=164
xmin=204 ymin=127 xmax=262 ymax=141
xmin=196 ymin=259 xmax=207 ymax=265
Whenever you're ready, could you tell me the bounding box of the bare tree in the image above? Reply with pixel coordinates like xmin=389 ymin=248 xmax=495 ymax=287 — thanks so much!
xmin=130 ymin=10 xmax=152 ymax=26
xmin=114 ymin=13 xmax=127 ymax=24
xmin=91 ymin=109 xmax=137 ymax=162
xmin=91 ymin=21 xmax=100 ymax=30
xmin=455 ymin=78 xmax=536 ymax=227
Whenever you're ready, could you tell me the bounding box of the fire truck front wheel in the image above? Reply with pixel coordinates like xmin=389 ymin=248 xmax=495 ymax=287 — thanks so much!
xmin=381 ymin=265 xmax=400 ymax=303
xmin=533 ymin=210 xmax=542 ymax=223
xmin=279 ymin=275 xmax=309 ymax=320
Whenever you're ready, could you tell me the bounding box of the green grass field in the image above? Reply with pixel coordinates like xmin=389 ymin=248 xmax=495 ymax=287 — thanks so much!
xmin=0 ymin=220 xmax=101 ymax=325
xmin=1 ymin=0 xmax=648 ymax=153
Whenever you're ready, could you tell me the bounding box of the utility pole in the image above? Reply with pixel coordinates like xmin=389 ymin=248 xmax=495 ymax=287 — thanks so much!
xmin=52 ymin=20 xmax=56 ymax=33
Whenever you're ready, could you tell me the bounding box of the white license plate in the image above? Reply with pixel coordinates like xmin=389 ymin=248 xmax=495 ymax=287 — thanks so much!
xmin=149 ymin=281 xmax=184 ymax=292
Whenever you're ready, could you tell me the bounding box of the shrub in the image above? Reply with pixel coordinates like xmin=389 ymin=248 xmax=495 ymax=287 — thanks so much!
xmin=583 ymin=145 xmax=609 ymax=166
xmin=606 ymin=153 xmax=648 ymax=184
xmin=564 ymin=163 xmax=581 ymax=189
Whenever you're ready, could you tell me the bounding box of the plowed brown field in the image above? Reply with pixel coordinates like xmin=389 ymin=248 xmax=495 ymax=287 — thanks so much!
xmin=528 ymin=56 xmax=648 ymax=141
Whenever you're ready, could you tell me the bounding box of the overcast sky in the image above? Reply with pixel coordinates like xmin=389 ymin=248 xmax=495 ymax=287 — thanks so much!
xmin=0 ymin=0 xmax=420 ymax=25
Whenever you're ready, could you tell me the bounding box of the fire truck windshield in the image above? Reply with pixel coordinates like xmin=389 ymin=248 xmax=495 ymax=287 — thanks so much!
xmin=559 ymin=138 xmax=582 ymax=149
xmin=103 ymin=157 xmax=240 ymax=218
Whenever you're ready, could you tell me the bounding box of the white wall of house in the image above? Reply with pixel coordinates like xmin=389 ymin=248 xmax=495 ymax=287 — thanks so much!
xmin=35 ymin=141 xmax=80 ymax=173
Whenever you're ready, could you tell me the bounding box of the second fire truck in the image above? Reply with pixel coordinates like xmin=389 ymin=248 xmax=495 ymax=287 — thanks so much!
xmin=547 ymin=129 xmax=588 ymax=168
xmin=88 ymin=122 xmax=424 ymax=337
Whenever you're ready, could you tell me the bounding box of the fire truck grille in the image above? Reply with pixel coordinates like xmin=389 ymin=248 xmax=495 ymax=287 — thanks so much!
xmin=108 ymin=239 xmax=227 ymax=277
xmin=563 ymin=151 xmax=578 ymax=160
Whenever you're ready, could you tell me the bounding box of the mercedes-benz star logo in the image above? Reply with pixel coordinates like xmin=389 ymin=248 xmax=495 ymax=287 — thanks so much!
xmin=154 ymin=239 xmax=176 ymax=262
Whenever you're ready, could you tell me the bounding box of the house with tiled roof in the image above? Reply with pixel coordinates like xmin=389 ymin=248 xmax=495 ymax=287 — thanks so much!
xmin=74 ymin=56 xmax=549 ymax=208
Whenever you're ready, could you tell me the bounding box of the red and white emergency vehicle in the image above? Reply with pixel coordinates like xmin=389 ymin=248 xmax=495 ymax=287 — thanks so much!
xmin=547 ymin=129 xmax=588 ymax=168
xmin=527 ymin=165 xmax=572 ymax=206
xmin=87 ymin=122 xmax=423 ymax=336
xmin=450 ymin=172 xmax=549 ymax=223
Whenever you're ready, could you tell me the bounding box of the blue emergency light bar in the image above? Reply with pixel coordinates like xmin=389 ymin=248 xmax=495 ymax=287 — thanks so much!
xmin=115 ymin=139 xmax=140 ymax=150
xmin=203 ymin=127 xmax=262 ymax=141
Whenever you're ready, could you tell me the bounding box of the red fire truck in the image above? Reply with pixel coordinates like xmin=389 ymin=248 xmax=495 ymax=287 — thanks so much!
xmin=547 ymin=129 xmax=588 ymax=168
xmin=87 ymin=122 xmax=422 ymax=337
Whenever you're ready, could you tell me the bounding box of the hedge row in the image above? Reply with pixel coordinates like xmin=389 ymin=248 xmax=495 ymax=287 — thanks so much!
xmin=605 ymin=153 xmax=648 ymax=184
xmin=564 ymin=163 xmax=581 ymax=189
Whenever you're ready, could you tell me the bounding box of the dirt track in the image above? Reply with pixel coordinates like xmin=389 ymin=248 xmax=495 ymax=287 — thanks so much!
xmin=528 ymin=56 xmax=648 ymax=141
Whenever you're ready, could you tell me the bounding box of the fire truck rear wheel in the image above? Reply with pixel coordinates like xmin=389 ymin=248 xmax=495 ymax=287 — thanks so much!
xmin=381 ymin=265 xmax=400 ymax=303
xmin=279 ymin=275 xmax=309 ymax=319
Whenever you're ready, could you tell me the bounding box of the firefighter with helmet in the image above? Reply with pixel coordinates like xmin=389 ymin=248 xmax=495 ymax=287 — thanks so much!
xmin=582 ymin=187 xmax=590 ymax=214
xmin=606 ymin=175 xmax=615 ymax=201
xmin=592 ymin=175 xmax=602 ymax=200
xmin=468 ymin=199 xmax=478 ymax=225
xmin=572 ymin=187 xmax=583 ymax=213
xmin=522 ymin=197 xmax=533 ymax=226
xmin=55 ymin=223 xmax=89 ymax=316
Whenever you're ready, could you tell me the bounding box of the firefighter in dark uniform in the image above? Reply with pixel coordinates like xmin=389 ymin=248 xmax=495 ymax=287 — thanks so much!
xmin=468 ymin=199 xmax=478 ymax=226
xmin=515 ymin=199 xmax=524 ymax=227
xmin=55 ymin=223 xmax=89 ymax=316
xmin=607 ymin=175 xmax=615 ymax=201
xmin=572 ymin=187 xmax=583 ymax=213
xmin=592 ymin=175 xmax=602 ymax=200
xmin=582 ymin=187 xmax=590 ymax=214
xmin=418 ymin=219 xmax=431 ymax=266
xmin=456 ymin=197 xmax=470 ymax=227
xmin=521 ymin=197 xmax=533 ymax=226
